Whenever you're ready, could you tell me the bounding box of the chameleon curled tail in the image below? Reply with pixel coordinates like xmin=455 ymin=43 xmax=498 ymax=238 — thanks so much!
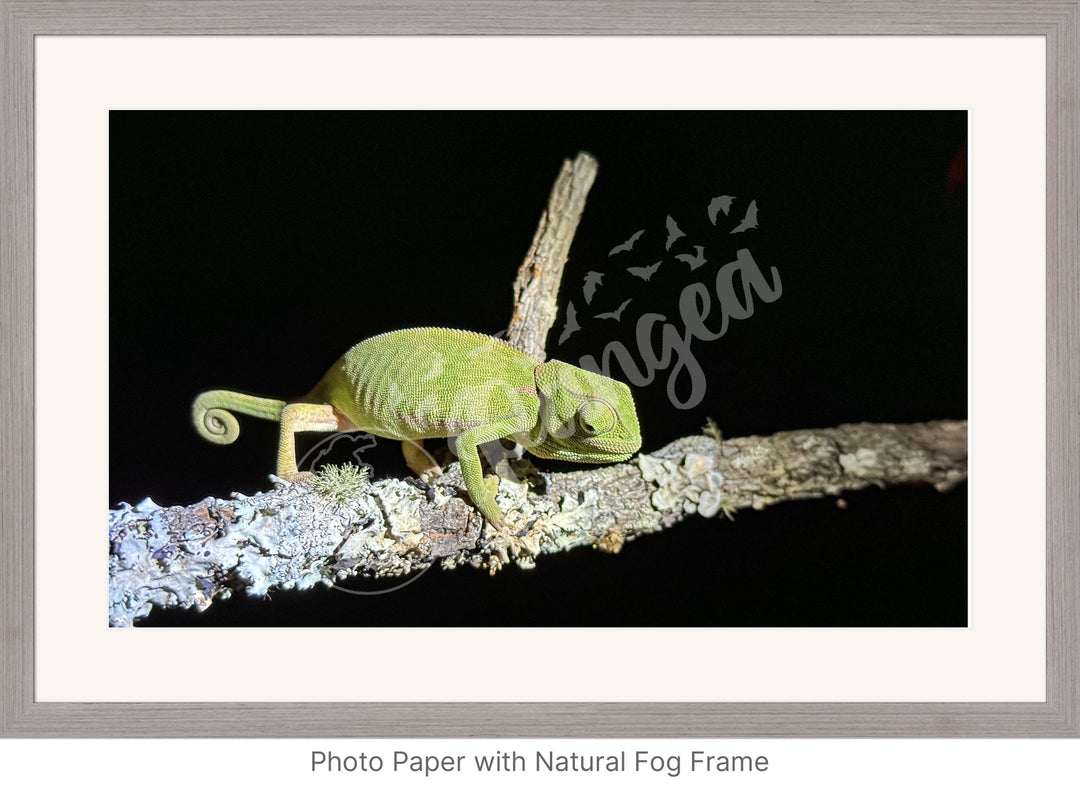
xmin=192 ymin=390 xmax=287 ymax=445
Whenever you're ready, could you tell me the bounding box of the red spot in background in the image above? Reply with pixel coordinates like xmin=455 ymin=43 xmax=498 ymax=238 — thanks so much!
xmin=945 ymin=143 xmax=967 ymax=194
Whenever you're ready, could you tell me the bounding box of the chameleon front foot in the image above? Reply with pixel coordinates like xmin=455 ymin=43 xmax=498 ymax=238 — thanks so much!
xmin=475 ymin=474 xmax=507 ymax=530
xmin=455 ymin=473 xmax=508 ymax=531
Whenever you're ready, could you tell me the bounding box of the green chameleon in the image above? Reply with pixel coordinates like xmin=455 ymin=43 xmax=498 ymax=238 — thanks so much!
xmin=192 ymin=327 xmax=642 ymax=528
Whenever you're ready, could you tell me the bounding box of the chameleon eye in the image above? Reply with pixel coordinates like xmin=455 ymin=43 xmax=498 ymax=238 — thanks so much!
xmin=578 ymin=400 xmax=615 ymax=436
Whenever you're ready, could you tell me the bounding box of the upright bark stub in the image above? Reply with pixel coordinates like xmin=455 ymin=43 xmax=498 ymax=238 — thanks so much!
xmin=506 ymin=152 xmax=598 ymax=361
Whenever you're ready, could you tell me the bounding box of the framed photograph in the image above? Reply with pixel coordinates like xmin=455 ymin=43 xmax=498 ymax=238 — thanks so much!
xmin=110 ymin=109 xmax=967 ymax=630
xmin=2 ymin=1 xmax=1076 ymax=737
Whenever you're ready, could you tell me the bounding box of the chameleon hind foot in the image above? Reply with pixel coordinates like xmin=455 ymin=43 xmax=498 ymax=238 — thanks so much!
xmin=276 ymin=402 xmax=347 ymax=482
xmin=401 ymin=439 xmax=443 ymax=482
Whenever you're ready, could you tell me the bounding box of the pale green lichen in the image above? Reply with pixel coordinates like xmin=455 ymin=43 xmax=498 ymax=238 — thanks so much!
xmin=314 ymin=462 xmax=370 ymax=503
xmin=838 ymin=447 xmax=879 ymax=476
xmin=545 ymin=489 xmax=602 ymax=548
xmin=492 ymin=459 xmax=532 ymax=520
xmin=638 ymin=451 xmax=726 ymax=518
xmin=369 ymin=478 xmax=426 ymax=546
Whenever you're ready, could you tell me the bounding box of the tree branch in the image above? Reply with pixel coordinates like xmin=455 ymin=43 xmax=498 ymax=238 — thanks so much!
xmin=108 ymin=420 xmax=967 ymax=627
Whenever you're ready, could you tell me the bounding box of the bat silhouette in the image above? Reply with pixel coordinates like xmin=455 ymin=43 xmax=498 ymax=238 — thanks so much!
xmin=583 ymin=271 xmax=604 ymax=304
xmin=730 ymin=199 xmax=758 ymax=233
xmin=609 ymin=229 xmax=645 ymax=255
xmin=707 ymin=195 xmax=736 ymax=224
xmin=627 ymin=260 xmax=662 ymax=281
xmin=665 ymin=215 xmax=685 ymax=250
xmin=558 ymin=301 xmax=581 ymax=345
xmin=675 ymin=245 xmax=707 ymax=270
xmin=594 ymin=298 xmax=633 ymax=322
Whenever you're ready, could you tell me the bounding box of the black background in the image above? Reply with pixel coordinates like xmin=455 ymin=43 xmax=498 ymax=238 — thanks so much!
xmin=110 ymin=111 xmax=967 ymax=627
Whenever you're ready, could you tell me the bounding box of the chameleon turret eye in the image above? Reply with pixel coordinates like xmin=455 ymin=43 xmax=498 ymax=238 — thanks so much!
xmin=578 ymin=399 xmax=615 ymax=436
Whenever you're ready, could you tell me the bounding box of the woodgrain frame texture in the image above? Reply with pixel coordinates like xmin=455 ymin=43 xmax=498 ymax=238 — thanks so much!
xmin=1 ymin=0 xmax=1076 ymax=738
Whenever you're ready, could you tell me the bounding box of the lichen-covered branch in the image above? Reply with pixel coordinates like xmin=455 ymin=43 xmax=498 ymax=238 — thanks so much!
xmin=108 ymin=419 xmax=966 ymax=626
xmin=505 ymin=151 xmax=597 ymax=361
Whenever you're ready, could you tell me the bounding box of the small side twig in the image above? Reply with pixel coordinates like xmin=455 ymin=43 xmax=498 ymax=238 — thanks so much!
xmin=505 ymin=151 xmax=598 ymax=361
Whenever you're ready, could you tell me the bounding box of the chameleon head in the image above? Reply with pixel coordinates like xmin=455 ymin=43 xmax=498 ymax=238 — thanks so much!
xmin=527 ymin=360 xmax=642 ymax=463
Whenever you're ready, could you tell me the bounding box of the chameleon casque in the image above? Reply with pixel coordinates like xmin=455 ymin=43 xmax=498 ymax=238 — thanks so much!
xmin=192 ymin=327 xmax=642 ymax=528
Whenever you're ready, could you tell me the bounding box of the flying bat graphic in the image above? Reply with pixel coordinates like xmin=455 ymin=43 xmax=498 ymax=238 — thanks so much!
xmin=594 ymin=298 xmax=633 ymax=322
xmin=627 ymin=260 xmax=662 ymax=281
xmin=583 ymin=271 xmax=604 ymax=304
xmin=558 ymin=301 xmax=581 ymax=345
xmin=730 ymin=199 xmax=759 ymax=233
xmin=675 ymin=245 xmax=707 ymax=271
xmin=665 ymin=215 xmax=686 ymax=251
xmin=707 ymin=195 xmax=736 ymax=225
xmin=609 ymin=229 xmax=645 ymax=256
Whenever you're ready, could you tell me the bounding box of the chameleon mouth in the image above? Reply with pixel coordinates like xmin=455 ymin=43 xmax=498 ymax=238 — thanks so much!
xmin=545 ymin=437 xmax=642 ymax=463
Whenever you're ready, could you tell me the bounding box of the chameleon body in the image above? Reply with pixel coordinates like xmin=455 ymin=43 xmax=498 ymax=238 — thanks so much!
xmin=192 ymin=327 xmax=642 ymax=528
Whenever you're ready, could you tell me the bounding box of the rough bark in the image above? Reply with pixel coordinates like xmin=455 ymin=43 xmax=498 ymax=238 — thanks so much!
xmin=108 ymin=420 xmax=966 ymax=626
xmin=505 ymin=151 xmax=597 ymax=361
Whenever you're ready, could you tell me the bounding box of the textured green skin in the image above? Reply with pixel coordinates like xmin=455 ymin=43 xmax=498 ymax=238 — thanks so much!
xmin=194 ymin=327 xmax=642 ymax=528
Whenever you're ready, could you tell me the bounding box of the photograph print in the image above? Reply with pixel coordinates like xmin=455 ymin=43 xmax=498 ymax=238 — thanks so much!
xmin=108 ymin=110 xmax=967 ymax=628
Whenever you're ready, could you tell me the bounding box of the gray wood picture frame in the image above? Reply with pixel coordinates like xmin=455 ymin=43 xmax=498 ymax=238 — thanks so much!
xmin=1 ymin=0 xmax=1076 ymax=738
